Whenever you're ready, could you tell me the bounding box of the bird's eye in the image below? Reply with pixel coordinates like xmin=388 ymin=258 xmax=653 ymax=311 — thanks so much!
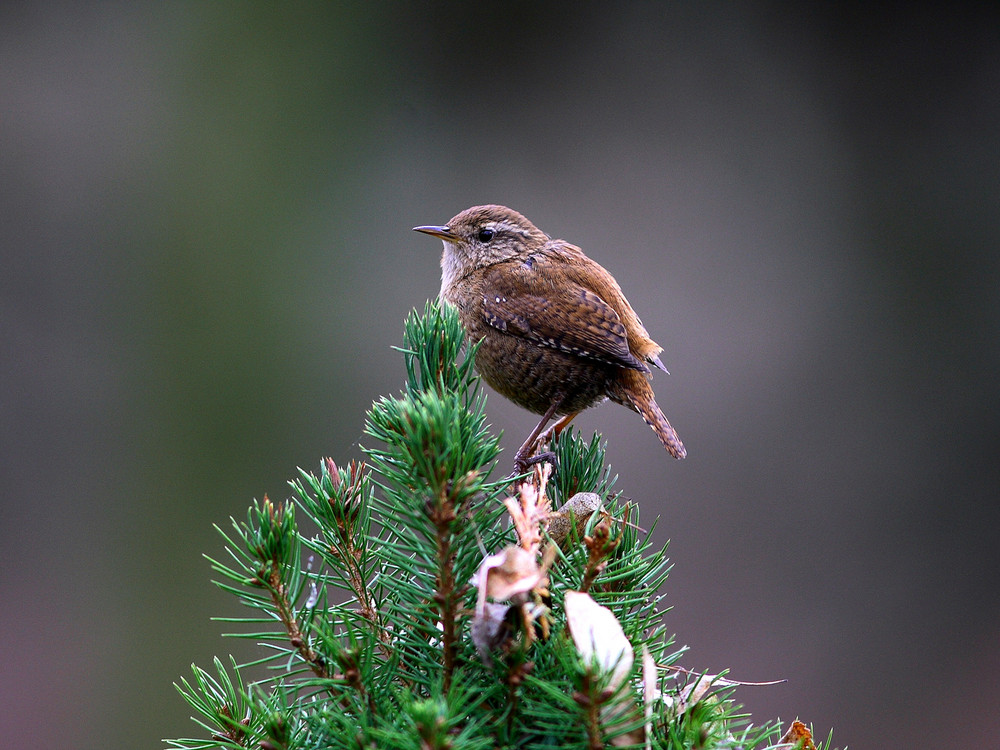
xmin=477 ymin=228 xmax=495 ymax=243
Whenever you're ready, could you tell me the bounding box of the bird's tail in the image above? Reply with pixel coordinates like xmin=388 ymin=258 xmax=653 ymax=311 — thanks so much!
xmin=610 ymin=371 xmax=687 ymax=459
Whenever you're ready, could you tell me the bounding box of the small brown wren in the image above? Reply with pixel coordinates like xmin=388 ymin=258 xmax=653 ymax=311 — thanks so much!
xmin=414 ymin=204 xmax=686 ymax=473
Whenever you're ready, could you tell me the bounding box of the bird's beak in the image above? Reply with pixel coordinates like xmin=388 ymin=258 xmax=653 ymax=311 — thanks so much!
xmin=413 ymin=224 xmax=457 ymax=241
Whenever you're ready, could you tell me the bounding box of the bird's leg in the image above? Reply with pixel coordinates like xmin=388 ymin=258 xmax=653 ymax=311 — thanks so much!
xmin=516 ymin=412 xmax=581 ymax=480
xmin=512 ymin=396 xmax=564 ymax=477
xmin=538 ymin=411 xmax=580 ymax=446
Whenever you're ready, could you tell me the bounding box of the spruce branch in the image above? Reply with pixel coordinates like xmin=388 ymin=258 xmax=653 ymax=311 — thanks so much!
xmin=579 ymin=513 xmax=621 ymax=594
xmin=172 ymin=658 xmax=253 ymax=749
xmin=429 ymin=479 xmax=463 ymax=693
xmin=292 ymin=458 xmax=391 ymax=656
xmin=245 ymin=497 xmax=329 ymax=680
xmin=167 ymin=300 xmax=836 ymax=750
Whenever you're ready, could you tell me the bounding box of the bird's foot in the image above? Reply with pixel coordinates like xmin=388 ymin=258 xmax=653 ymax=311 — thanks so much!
xmin=512 ymin=450 xmax=557 ymax=477
xmin=508 ymin=400 xmax=565 ymax=484
xmin=509 ymin=447 xmax=559 ymax=485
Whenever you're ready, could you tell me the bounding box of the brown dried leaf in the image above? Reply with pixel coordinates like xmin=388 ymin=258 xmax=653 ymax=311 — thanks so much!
xmin=481 ymin=546 xmax=542 ymax=600
xmin=666 ymin=674 xmax=715 ymax=717
xmin=777 ymin=720 xmax=815 ymax=750
xmin=470 ymin=601 xmax=512 ymax=661
xmin=565 ymin=590 xmax=634 ymax=690
xmin=471 ymin=545 xmax=545 ymax=633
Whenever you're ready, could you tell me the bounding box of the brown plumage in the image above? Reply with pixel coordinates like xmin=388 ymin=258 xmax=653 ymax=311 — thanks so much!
xmin=414 ymin=204 xmax=685 ymax=472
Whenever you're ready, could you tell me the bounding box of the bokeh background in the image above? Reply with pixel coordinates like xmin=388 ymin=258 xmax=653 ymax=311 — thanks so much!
xmin=3 ymin=3 xmax=998 ymax=748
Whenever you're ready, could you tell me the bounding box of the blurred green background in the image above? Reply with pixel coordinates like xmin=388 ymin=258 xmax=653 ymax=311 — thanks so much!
xmin=2 ymin=3 xmax=998 ymax=748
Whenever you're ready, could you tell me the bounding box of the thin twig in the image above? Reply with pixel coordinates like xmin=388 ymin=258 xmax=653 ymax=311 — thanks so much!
xmin=430 ymin=482 xmax=460 ymax=693
xmin=264 ymin=563 xmax=329 ymax=680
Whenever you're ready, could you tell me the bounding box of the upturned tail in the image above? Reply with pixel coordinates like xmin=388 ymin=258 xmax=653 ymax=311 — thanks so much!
xmin=610 ymin=371 xmax=687 ymax=460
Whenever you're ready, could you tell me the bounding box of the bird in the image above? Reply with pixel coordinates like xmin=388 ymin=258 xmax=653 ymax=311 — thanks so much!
xmin=414 ymin=204 xmax=685 ymax=474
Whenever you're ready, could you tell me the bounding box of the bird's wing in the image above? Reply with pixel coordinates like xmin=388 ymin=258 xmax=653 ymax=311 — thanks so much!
xmin=478 ymin=260 xmax=649 ymax=372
